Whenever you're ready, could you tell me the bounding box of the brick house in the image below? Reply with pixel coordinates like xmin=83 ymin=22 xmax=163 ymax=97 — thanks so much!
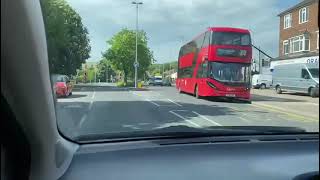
xmin=276 ymin=0 xmax=319 ymax=62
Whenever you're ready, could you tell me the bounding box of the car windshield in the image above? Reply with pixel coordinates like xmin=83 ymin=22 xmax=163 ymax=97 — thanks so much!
xmin=309 ymin=68 xmax=319 ymax=78
xmin=208 ymin=62 xmax=251 ymax=85
xmin=212 ymin=32 xmax=251 ymax=46
xmin=41 ymin=0 xmax=319 ymax=142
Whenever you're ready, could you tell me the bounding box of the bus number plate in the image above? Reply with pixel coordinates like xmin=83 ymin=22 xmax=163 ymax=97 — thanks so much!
xmin=226 ymin=94 xmax=236 ymax=97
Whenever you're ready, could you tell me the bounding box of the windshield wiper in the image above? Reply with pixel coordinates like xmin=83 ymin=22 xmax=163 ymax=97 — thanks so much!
xmin=74 ymin=125 xmax=308 ymax=143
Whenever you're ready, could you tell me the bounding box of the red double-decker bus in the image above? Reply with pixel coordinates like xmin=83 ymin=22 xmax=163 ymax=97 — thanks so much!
xmin=176 ymin=27 xmax=252 ymax=100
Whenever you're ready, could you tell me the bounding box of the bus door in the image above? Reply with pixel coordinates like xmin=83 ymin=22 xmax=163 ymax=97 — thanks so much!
xmin=194 ymin=31 xmax=210 ymax=92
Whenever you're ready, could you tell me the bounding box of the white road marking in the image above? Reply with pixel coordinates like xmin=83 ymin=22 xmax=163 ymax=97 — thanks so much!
xmin=64 ymin=104 xmax=82 ymax=108
xmin=191 ymin=111 xmax=222 ymax=126
xmin=78 ymin=114 xmax=87 ymax=128
xmin=78 ymin=91 xmax=95 ymax=128
xmin=88 ymin=100 xmax=94 ymax=110
xmin=167 ymin=99 xmax=182 ymax=107
xmin=169 ymin=110 xmax=201 ymax=127
xmin=145 ymin=98 xmax=160 ymax=107
xmin=239 ymin=116 xmax=251 ymax=123
xmin=122 ymin=124 xmax=140 ymax=130
xmin=138 ymin=123 xmax=151 ymax=125
xmin=305 ymin=102 xmax=319 ymax=106
xmin=91 ymin=91 xmax=96 ymax=99
xmin=131 ymin=91 xmax=141 ymax=96
xmin=152 ymin=92 xmax=161 ymax=96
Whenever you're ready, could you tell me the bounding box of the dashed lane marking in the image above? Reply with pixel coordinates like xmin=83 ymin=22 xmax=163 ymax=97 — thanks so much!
xmin=145 ymin=98 xmax=160 ymax=107
xmin=169 ymin=110 xmax=201 ymax=127
xmin=191 ymin=111 xmax=222 ymax=126
xmin=167 ymin=99 xmax=183 ymax=107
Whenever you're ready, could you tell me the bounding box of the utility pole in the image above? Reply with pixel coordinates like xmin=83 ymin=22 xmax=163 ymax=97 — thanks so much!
xmin=132 ymin=1 xmax=143 ymax=88
xmin=258 ymin=46 xmax=261 ymax=74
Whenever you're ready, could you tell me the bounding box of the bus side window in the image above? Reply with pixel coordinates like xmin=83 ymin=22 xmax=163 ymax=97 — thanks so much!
xmin=197 ymin=64 xmax=203 ymax=78
xmin=202 ymin=61 xmax=208 ymax=78
xmin=203 ymin=32 xmax=210 ymax=47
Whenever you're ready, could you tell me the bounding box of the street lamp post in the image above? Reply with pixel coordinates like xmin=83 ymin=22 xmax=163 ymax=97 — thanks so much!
xmin=132 ymin=1 xmax=143 ymax=88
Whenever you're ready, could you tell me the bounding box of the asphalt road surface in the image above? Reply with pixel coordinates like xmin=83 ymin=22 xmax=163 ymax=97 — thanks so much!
xmin=56 ymin=83 xmax=319 ymax=139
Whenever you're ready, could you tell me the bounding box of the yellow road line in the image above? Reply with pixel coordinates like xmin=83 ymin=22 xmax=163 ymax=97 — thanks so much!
xmin=251 ymin=103 xmax=318 ymax=122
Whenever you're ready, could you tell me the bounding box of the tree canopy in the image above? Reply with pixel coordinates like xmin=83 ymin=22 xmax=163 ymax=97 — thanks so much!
xmin=103 ymin=29 xmax=154 ymax=83
xmin=148 ymin=61 xmax=178 ymax=76
xmin=42 ymin=0 xmax=91 ymax=76
xmin=96 ymin=59 xmax=117 ymax=82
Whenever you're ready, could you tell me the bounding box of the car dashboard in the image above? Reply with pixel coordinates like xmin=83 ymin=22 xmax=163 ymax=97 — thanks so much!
xmin=59 ymin=134 xmax=319 ymax=180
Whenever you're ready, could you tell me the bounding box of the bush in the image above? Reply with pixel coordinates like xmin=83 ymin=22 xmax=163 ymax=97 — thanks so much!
xmin=116 ymin=81 xmax=134 ymax=87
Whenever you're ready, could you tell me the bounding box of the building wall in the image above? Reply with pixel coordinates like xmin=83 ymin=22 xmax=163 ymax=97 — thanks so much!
xmin=279 ymin=0 xmax=319 ymax=57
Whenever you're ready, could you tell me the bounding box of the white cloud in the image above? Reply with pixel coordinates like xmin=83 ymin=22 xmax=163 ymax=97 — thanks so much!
xmin=67 ymin=0 xmax=282 ymax=63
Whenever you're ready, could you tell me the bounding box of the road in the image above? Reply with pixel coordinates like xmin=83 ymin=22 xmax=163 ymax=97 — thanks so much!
xmin=56 ymin=83 xmax=319 ymax=139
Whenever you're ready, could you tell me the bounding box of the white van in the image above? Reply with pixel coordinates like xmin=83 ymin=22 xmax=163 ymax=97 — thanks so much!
xmin=252 ymin=74 xmax=272 ymax=89
xmin=273 ymin=63 xmax=319 ymax=97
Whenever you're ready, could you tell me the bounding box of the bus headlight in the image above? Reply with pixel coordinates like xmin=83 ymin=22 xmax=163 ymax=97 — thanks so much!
xmin=207 ymin=81 xmax=218 ymax=90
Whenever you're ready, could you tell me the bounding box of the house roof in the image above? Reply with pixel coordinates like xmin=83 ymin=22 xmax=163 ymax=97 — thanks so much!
xmin=277 ymin=0 xmax=318 ymax=16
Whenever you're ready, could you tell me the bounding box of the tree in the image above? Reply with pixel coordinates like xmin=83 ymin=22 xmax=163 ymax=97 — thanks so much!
xmin=41 ymin=0 xmax=91 ymax=76
xmin=87 ymin=66 xmax=96 ymax=82
xmin=148 ymin=61 xmax=178 ymax=76
xmin=103 ymin=29 xmax=154 ymax=84
xmin=96 ymin=58 xmax=116 ymax=82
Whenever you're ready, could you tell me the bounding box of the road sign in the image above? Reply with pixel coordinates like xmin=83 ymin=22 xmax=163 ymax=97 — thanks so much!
xmin=134 ymin=62 xmax=139 ymax=67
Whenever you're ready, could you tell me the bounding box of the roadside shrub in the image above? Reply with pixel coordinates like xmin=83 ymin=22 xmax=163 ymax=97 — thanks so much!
xmin=116 ymin=81 xmax=134 ymax=87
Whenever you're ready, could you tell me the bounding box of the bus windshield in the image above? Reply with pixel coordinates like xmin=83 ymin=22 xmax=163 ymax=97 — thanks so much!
xmin=208 ymin=62 xmax=251 ymax=85
xmin=212 ymin=32 xmax=251 ymax=46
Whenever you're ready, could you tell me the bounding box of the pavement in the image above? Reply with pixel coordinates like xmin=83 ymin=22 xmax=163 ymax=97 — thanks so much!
xmin=56 ymin=83 xmax=319 ymax=139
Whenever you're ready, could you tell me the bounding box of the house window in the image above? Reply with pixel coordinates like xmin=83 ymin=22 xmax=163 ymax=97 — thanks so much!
xmin=284 ymin=14 xmax=292 ymax=29
xmin=299 ymin=7 xmax=309 ymax=24
xmin=283 ymin=40 xmax=289 ymax=54
xmin=288 ymin=35 xmax=310 ymax=53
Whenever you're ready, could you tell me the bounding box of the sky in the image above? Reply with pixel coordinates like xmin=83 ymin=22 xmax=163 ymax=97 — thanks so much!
xmin=66 ymin=0 xmax=300 ymax=63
